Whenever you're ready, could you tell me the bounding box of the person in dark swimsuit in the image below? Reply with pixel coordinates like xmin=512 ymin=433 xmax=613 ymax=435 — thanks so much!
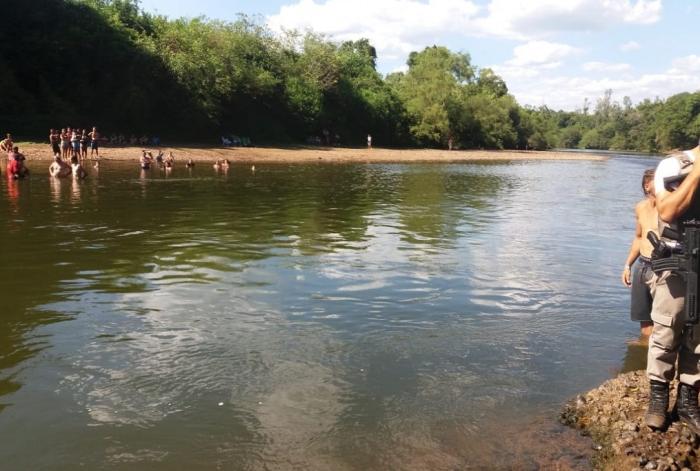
xmin=80 ymin=129 xmax=88 ymax=160
xmin=49 ymin=129 xmax=60 ymax=155
xmin=140 ymin=150 xmax=152 ymax=170
xmin=88 ymin=127 xmax=100 ymax=159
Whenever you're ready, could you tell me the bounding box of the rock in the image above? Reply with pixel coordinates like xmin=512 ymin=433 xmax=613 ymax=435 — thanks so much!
xmin=562 ymin=372 xmax=700 ymax=470
xmin=625 ymin=422 xmax=640 ymax=432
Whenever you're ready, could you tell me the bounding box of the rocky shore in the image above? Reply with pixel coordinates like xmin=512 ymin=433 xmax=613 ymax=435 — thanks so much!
xmin=562 ymin=371 xmax=700 ymax=470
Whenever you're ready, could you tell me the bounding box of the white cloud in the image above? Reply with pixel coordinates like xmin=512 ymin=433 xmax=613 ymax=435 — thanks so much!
xmin=490 ymin=64 xmax=541 ymax=79
xmin=477 ymin=0 xmax=662 ymax=39
xmin=669 ymin=55 xmax=700 ymax=74
xmin=267 ymin=0 xmax=662 ymax=61
xmin=620 ymin=40 xmax=641 ymax=52
xmin=498 ymin=55 xmax=700 ymax=110
xmin=506 ymin=40 xmax=580 ymax=68
xmin=582 ymin=61 xmax=632 ymax=72
xmin=268 ymin=0 xmax=481 ymax=60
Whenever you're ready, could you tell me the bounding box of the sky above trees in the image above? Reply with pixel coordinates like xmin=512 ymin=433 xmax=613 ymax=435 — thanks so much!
xmin=137 ymin=0 xmax=698 ymax=111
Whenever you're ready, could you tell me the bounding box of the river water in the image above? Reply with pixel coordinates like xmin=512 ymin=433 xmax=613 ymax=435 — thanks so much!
xmin=0 ymin=156 xmax=659 ymax=469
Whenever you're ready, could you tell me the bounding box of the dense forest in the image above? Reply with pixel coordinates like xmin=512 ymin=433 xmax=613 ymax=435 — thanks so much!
xmin=2 ymin=0 xmax=700 ymax=151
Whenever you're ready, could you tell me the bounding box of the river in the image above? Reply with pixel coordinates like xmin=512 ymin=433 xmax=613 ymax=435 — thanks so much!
xmin=0 ymin=156 xmax=659 ymax=469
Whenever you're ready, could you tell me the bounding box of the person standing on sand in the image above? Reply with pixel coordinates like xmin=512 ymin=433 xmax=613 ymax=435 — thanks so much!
xmin=367 ymin=134 xmax=372 ymax=149
xmin=80 ymin=129 xmax=88 ymax=160
xmin=644 ymin=142 xmax=700 ymax=434
xmin=70 ymin=128 xmax=80 ymax=158
xmin=88 ymin=127 xmax=100 ymax=159
xmin=622 ymin=169 xmax=657 ymax=343
xmin=49 ymin=129 xmax=60 ymax=155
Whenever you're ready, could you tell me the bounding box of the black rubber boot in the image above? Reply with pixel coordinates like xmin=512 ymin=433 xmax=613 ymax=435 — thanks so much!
xmin=678 ymin=383 xmax=700 ymax=435
xmin=645 ymin=380 xmax=669 ymax=430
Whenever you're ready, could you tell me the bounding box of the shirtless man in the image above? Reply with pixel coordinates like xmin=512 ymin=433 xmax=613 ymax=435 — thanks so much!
xmin=7 ymin=146 xmax=28 ymax=179
xmin=0 ymin=133 xmax=13 ymax=153
xmin=622 ymin=169 xmax=657 ymax=342
xmin=88 ymin=126 xmax=100 ymax=159
xmin=49 ymin=154 xmax=72 ymax=178
xmin=80 ymin=129 xmax=88 ymax=160
xmin=49 ymin=129 xmax=60 ymax=155
xmin=70 ymin=155 xmax=87 ymax=179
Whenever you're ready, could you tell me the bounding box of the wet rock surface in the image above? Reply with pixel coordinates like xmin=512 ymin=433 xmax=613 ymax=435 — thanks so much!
xmin=562 ymin=371 xmax=700 ymax=470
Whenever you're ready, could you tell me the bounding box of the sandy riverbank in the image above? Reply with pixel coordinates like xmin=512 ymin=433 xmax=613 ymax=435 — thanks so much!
xmin=15 ymin=142 xmax=607 ymax=163
xmin=562 ymin=371 xmax=700 ymax=470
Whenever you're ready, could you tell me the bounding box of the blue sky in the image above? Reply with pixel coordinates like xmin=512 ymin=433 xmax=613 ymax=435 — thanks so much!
xmin=138 ymin=0 xmax=700 ymax=111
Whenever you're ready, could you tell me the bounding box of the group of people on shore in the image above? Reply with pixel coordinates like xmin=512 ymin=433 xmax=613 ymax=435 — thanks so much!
xmin=623 ymin=140 xmax=700 ymax=436
xmin=49 ymin=127 xmax=101 ymax=161
xmin=46 ymin=127 xmax=102 ymax=179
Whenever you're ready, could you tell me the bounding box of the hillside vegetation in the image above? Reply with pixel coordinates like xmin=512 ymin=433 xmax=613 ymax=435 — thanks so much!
xmin=3 ymin=0 xmax=699 ymax=152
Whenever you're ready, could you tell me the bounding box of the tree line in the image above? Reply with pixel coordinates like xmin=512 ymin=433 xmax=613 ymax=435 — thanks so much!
xmin=2 ymin=0 xmax=699 ymax=152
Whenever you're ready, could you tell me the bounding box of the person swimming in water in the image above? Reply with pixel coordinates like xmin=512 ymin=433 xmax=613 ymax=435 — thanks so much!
xmin=155 ymin=150 xmax=164 ymax=167
xmin=7 ymin=146 xmax=28 ymax=179
xmin=140 ymin=150 xmax=152 ymax=170
xmin=70 ymin=155 xmax=87 ymax=179
xmin=49 ymin=154 xmax=72 ymax=178
xmin=164 ymin=151 xmax=174 ymax=168
xmin=186 ymin=158 xmax=195 ymax=168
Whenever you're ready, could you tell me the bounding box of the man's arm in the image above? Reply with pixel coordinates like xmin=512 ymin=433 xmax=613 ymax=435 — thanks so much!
xmin=622 ymin=206 xmax=642 ymax=287
xmin=658 ymin=164 xmax=700 ymax=222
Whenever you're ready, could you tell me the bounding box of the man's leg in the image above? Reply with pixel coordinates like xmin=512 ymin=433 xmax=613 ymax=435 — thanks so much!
xmin=646 ymin=273 xmax=685 ymax=429
xmin=676 ymin=320 xmax=700 ymax=434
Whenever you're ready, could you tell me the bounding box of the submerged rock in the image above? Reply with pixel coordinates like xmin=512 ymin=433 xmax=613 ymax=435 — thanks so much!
xmin=562 ymin=371 xmax=700 ymax=470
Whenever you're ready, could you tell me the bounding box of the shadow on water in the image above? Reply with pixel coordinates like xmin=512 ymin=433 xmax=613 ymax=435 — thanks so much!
xmin=619 ymin=342 xmax=648 ymax=375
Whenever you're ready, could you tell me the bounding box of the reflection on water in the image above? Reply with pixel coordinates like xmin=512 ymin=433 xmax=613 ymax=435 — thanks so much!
xmin=0 ymin=158 xmax=658 ymax=469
